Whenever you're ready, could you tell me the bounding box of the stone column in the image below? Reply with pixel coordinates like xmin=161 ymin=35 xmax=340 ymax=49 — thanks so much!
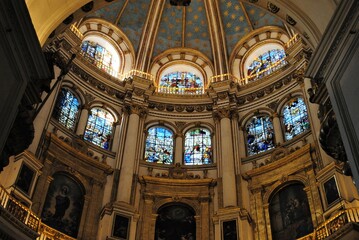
xmin=215 ymin=109 xmax=237 ymax=207
xmin=77 ymin=195 xmax=91 ymax=239
xmin=76 ymin=105 xmax=89 ymax=136
xmin=141 ymin=194 xmax=154 ymax=239
xmin=82 ymin=180 xmax=103 ymax=240
xmin=200 ymin=198 xmax=210 ymax=240
xmin=238 ymin=126 xmax=247 ymax=158
xmin=111 ymin=121 xmax=122 ymax=152
xmin=174 ymin=133 xmax=183 ymax=164
xmin=31 ymin=159 xmax=53 ymax=215
xmin=272 ymin=113 xmax=284 ymax=144
xmin=117 ymin=105 xmax=146 ymax=203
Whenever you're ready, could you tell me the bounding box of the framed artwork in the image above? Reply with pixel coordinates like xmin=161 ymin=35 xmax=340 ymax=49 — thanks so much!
xmin=222 ymin=220 xmax=238 ymax=240
xmin=15 ymin=163 xmax=35 ymax=195
xmin=112 ymin=214 xmax=130 ymax=239
xmin=323 ymin=176 xmax=340 ymax=206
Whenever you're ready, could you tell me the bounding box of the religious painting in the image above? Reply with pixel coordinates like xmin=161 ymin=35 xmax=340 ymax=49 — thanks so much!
xmin=269 ymin=183 xmax=313 ymax=240
xmin=222 ymin=220 xmax=238 ymax=240
xmin=323 ymin=176 xmax=340 ymax=206
xmin=15 ymin=163 xmax=35 ymax=195
xmin=155 ymin=203 xmax=196 ymax=240
xmin=112 ymin=214 xmax=130 ymax=239
xmin=41 ymin=172 xmax=85 ymax=238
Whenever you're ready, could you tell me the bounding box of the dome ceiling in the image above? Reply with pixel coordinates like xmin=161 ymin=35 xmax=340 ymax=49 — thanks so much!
xmin=86 ymin=0 xmax=285 ymax=61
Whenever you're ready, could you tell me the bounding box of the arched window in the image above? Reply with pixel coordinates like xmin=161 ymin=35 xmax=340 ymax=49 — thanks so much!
xmin=144 ymin=127 xmax=174 ymax=164
xmin=184 ymin=128 xmax=212 ymax=165
xmin=41 ymin=172 xmax=85 ymax=238
xmin=84 ymin=107 xmax=114 ymax=150
xmin=52 ymin=88 xmax=80 ymax=131
xmin=282 ymin=97 xmax=310 ymax=141
xmin=245 ymin=115 xmax=275 ymax=156
xmin=269 ymin=183 xmax=313 ymax=240
xmin=247 ymin=49 xmax=286 ymax=77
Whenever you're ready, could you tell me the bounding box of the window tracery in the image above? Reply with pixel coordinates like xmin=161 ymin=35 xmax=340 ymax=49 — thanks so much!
xmin=145 ymin=127 xmax=174 ymax=164
xmin=52 ymin=88 xmax=80 ymax=132
xmin=159 ymin=71 xmax=204 ymax=94
xmin=184 ymin=128 xmax=212 ymax=165
xmin=282 ymin=97 xmax=310 ymax=141
xmin=246 ymin=115 xmax=275 ymax=156
xmin=84 ymin=107 xmax=114 ymax=150
xmin=80 ymin=40 xmax=115 ymax=76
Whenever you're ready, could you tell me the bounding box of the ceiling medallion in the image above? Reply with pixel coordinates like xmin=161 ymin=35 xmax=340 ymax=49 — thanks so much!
xmin=267 ymin=2 xmax=280 ymax=14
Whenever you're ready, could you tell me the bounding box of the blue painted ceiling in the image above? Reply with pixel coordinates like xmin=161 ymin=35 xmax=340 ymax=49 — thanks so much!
xmin=86 ymin=0 xmax=284 ymax=60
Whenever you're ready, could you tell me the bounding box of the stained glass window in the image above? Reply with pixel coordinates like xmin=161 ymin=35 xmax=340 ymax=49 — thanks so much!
xmin=184 ymin=128 xmax=212 ymax=165
xmin=52 ymin=88 xmax=80 ymax=131
xmin=84 ymin=107 xmax=114 ymax=150
xmin=80 ymin=41 xmax=114 ymax=76
xmin=247 ymin=49 xmax=286 ymax=81
xmin=246 ymin=115 xmax=275 ymax=156
xmin=282 ymin=97 xmax=310 ymax=141
xmin=145 ymin=127 xmax=174 ymax=164
xmin=159 ymin=72 xmax=204 ymax=94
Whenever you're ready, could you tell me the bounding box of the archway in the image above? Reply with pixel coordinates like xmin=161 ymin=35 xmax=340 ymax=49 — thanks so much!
xmin=155 ymin=203 xmax=196 ymax=240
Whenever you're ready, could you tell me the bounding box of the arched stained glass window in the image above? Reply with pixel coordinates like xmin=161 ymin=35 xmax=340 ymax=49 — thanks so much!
xmin=52 ymin=88 xmax=80 ymax=131
xmin=246 ymin=115 xmax=275 ymax=156
xmin=247 ymin=49 xmax=286 ymax=80
xmin=145 ymin=127 xmax=174 ymax=164
xmin=84 ymin=107 xmax=114 ymax=150
xmin=80 ymin=41 xmax=115 ymax=76
xmin=184 ymin=128 xmax=212 ymax=165
xmin=282 ymin=97 xmax=310 ymax=141
xmin=159 ymin=71 xmax=204 ymax=94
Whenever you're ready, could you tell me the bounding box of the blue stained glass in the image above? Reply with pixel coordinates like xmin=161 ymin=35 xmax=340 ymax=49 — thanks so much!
xmin=184 ymin=128 xmax=212 ymax=165
xmin=80 ymin=40 xmax=114 ymax=75
xmin=84 ymin=108 xmax=114 ymax=150
xmin=145 ymin=127 xmax=174 ymax=164
xmin=247 ymin=49 xmax=286 ymax=80
xmin=282 ymin=97 xmax=310 ymax=141
xmin=159 ymin=71 xmax=204 ymax=93
xmin=246 ymin=115 xmax=275 ymax=156
xmin=53 ymin=88 xmax=80 ymax=131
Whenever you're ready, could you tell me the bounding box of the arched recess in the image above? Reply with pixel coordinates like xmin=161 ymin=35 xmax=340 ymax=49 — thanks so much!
xmin=230 ymin=27 xmax=289 ymax=81
xmin=266 ymin=181 xmax=314 ymax=240
xmin=41 ymin=172 xmax=86 ymax=238
xmin=276 ymin=92 xmax=310 ymax=142
xmin=154 ymin=202 xmax=196 ymax=240
xmin=78 ymin=19 xmax=135 ymax=76
xmin=239 ymin=108 xmax=275 ymax=156
xmin=150 ymin=48 xmax=215 ymax=89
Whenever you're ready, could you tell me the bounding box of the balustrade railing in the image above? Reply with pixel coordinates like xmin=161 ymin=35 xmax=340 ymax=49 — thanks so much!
xmin=0 ymin=185 xmax=75 ymax=240
xmin=69 ymin=24 xmax=83 ymax=40
xmin=298 ymin=208 xmax=359 ymax=240
xmin=157 ymin=86 xmax=204 ymax=95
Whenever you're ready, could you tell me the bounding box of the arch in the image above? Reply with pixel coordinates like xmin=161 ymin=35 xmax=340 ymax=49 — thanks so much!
xmin=87 ymin=101 xmax=121 ymax=123
xmin=144 ymin=120 xmax=178 ymax=135
xmin=61 ymin=80 xmax=86 ymax=105
xmin=155 ymin=202 xmax=196 ymax=240
xmin=83 ymin=106 xmax=116 ymax=150
xmin=238 ymin=107 xmax=274 ymax=128
xmin=183 ymin=127 xmax=213 ymax=165
xmin=52 ymin=87 xmax=82 ymax=132
xmin=41 ymin=171 xmax=85 ymax=238
xmin=244 ymin=113 xmax=275 ymax=156
xmin=78 ymin=18 xmax=135 ymax=76
xmin=267 ymin=181 xmax=313 ymax=240
xmin=144 ymin=125 xmax=174 ymax=164
xmin=280 ymin=96 xmax=310 ymax=141
xmin=153 ymin=198 xmax=200 ymax=215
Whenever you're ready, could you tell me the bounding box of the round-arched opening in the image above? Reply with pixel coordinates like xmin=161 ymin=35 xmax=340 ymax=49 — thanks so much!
xmin=269 ymin=183 xmax=313 ymax=240
xmin=157 ymin=64 xmax=205 ymax=95
xmin=41 ymin=172 xmax=85 ymax=238
xmin=155 ymin=203 xmax=196 ymax=240
xmin=80 ymin=35 xmax=121 ymax=77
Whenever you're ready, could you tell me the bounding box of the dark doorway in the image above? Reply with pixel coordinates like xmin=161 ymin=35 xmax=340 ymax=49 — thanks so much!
xmin=155 ymin=203 xmax=196 ymax=240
